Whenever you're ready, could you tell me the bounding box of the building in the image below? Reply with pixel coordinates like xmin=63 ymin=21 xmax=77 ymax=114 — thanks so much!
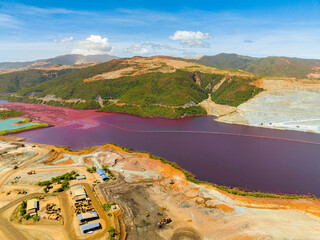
xmin=71 ymin=186 xmax=87 ymax=199
xmin=96 ymin=168 xmax=109 ymax=181
xmin=26 ymin=199 xmax=39 ymax=216
xmin=80 ymin=221 xmax=101 ymax=233
xmin=77 ymin=211 xmax=99 ymax=224
xmin=76 ymin=174 xmax=86 ymax=180
xmin=73 ymin=195 xmax=87 ymax=202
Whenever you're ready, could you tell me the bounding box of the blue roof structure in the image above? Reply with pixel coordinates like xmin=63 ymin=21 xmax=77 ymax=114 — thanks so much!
xmin=77 ymin=211 xmax=98 ymax=221
xmin=80 ymin=221 xmax=101 ymax=233
xmin=96 ymin=168 xmax=109 ymax=180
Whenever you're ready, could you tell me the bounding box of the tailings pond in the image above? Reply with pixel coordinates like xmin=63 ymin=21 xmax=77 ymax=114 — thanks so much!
xmin=6 ymin=103 xmax=320 ymax=196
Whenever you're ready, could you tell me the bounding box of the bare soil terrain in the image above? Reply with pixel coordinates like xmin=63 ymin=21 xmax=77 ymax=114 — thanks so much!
xmin=83 ymin=56 xmax=253 ymax=82
xmin=214 ymin=78 xmax=320 ymax=133
xmin=1 ymin=138 xmax=320 ymax=239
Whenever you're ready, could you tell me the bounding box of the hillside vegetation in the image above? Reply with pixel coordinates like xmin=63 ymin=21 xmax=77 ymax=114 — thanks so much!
xmin=0 ymin=69 xmax=75 ymax=93
xmin=0 ymin=109 xmax=24 ymax=119
xmin=0 ymin=56 xmax=264 ymax=118
xmin=98 ymin=103 xmax=207 ymax=118
xmin=190 ymin=53 xmax=320 ymax=79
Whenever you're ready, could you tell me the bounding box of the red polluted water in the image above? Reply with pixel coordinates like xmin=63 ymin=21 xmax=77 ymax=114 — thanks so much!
xmin=5 ymin=102 xmax=320 ymax=196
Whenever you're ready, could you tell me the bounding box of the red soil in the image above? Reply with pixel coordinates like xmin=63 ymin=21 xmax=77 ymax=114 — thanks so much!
xmin=1 ymin=102 xmax=110 ymax=127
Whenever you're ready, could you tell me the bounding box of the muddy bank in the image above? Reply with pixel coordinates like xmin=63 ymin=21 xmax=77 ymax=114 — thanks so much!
xmin=0 ymin=102 xmax=109 ymax=127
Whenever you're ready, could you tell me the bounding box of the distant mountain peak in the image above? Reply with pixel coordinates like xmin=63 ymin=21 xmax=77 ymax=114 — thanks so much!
xmin=0 ymin=54 xmax=119 ymax=71
xmin=188 ymin=53 xmax=320 ymax=79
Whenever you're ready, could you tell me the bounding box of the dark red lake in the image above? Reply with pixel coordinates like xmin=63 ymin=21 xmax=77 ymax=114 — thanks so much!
xmin=12 ymin=112 xmax=320 ymax=196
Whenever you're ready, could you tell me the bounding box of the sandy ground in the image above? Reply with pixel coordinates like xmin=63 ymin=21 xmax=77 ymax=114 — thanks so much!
xmin=1 ymin=138 xmax=320 ymax=239
xmin=214 ymin=78 xmax=320 ymax=134
xmin=83 ymin=56 xmax=253 ymax=82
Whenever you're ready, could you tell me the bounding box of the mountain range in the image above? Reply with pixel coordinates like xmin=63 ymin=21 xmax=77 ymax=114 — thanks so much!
xmin=0 ymin=54 xmax=118 ymax=71
xmin=188 ymin=53 xmax=320 ymax=79
xmin=0 ymin=56 xmax=262 ymax=118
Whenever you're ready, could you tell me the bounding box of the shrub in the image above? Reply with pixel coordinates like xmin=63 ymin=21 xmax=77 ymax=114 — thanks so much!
xmin=23 ymin=214 xmax=31 ymax=220
xmin=108 ymin=226 xmax=117 ymax=239
xmin=102 ymin=202 xmax=116 ymax=211
xmin=32 ymin=215 xmax=40 ymax=221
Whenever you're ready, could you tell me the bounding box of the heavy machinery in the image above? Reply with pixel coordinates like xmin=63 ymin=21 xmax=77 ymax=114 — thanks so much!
xmin=158 ymin=218 xmax=172 ymax=228
xmin=27 ymin=170 xmax=36 ymax=175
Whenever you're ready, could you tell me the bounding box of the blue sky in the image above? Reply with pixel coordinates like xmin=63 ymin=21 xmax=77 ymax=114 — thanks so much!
xmin=1 ymin=0 xmax=320 ymax=61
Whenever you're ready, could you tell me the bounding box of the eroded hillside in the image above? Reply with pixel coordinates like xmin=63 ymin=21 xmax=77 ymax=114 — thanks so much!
xmin=211 ymin=78 xmax=320 ymax=133
xmin=0 ymin=56 xmax=262 ymax=118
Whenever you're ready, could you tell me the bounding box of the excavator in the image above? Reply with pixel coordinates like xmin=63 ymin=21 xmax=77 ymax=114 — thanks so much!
xmin=158 ymin=218 xmax=172 ymax=228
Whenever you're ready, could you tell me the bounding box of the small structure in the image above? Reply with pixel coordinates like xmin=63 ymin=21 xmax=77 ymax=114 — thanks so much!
xmin=80 ymin=221 xmax=101 ymax=233
xmin=76 ymin=174 xmax=86 ymax=180
xmin=73 ymin=195 xmax=87 ymax=202
xmin=96 ymin=169 xmax=109 ymax=181
xmin=77 ymin=211 xmax=99 ymax=224
xmin=71 ymin=186 xmax=87 ymax=199
xmin=183 ymin=101 xmax=196 ymax=107
xmin=26 ymin=199 xmax=39 ymax=216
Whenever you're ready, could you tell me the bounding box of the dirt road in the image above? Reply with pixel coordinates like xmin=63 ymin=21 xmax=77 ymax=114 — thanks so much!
xmin=0 ymin=193 xmax=43 ymax=240
xmin=60 ymin=182 xmax=112 ymax=240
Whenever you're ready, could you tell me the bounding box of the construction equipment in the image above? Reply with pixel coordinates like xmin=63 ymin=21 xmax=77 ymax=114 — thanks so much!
xmin=27 ymin=170 xmax=36 ymax=175
xmin=158 ymin=218 xmax=172 ymax=228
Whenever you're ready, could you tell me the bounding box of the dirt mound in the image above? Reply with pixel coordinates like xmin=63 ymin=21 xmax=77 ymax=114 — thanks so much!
xmin=171 ymin=228 xmax=202 ymax=240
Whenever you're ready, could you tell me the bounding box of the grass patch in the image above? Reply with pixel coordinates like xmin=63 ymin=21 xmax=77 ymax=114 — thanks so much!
xmin=0 ymin=121 xmax=49 ymax=135
xmin=37 ymin=171 xmax=78 ymax=192
xmin=98 ymin=103 xmax=207 ymax=119
xmin=55 ymin=145 xmax=93 ymax=152
xmin=0 ymin=109 xmax=24 ymax=119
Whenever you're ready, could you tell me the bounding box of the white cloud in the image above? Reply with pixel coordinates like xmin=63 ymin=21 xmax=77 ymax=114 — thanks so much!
xmin=142 ymin=42 xmax=178 ymax=51
xmin=125 ymin=44 xmax=148 ymax=55
xmin=72 ymin=35 xmax=113 ymax=55
xmin=0 ymin=13 xmax=20 ymax=28
xmin=169 ymin=30 xmax=211 ymax=48
xmin=60 ymin=36 xmax=73 ymax=43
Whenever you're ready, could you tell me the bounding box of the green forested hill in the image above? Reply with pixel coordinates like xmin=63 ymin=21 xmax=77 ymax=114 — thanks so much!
xmin=194 ymin=54 xmax=256 ymax=69
xmin=190 ymin=53 xmax=320 ymax=78
xmin=0 ymin=57 xmax=263 ymax=118
xmin=0 ymin=69 xmax=75 ymax=93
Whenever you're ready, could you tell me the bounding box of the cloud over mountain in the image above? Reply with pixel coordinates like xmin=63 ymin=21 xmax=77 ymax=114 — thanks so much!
xmin=72 ymin=35 xmax=113 ymax=55
xmin=125 ymin=44 xmax=148 ymax=54
xmin=169 ymin=30 xmax=211 ymax=48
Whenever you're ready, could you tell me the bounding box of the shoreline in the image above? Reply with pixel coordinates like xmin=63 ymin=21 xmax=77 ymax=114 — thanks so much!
xmin=0 ymin=117 xmax=50 ymax=135
xmin=53 ymin=142 xmax=319 ymax=201
xmin=3 ymin=100 xmax=320 ymax=135
xmin=111 ymin=143 xmax=319 ymax=201
xmin=215 ymin=117 xmax=320 ymax=135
